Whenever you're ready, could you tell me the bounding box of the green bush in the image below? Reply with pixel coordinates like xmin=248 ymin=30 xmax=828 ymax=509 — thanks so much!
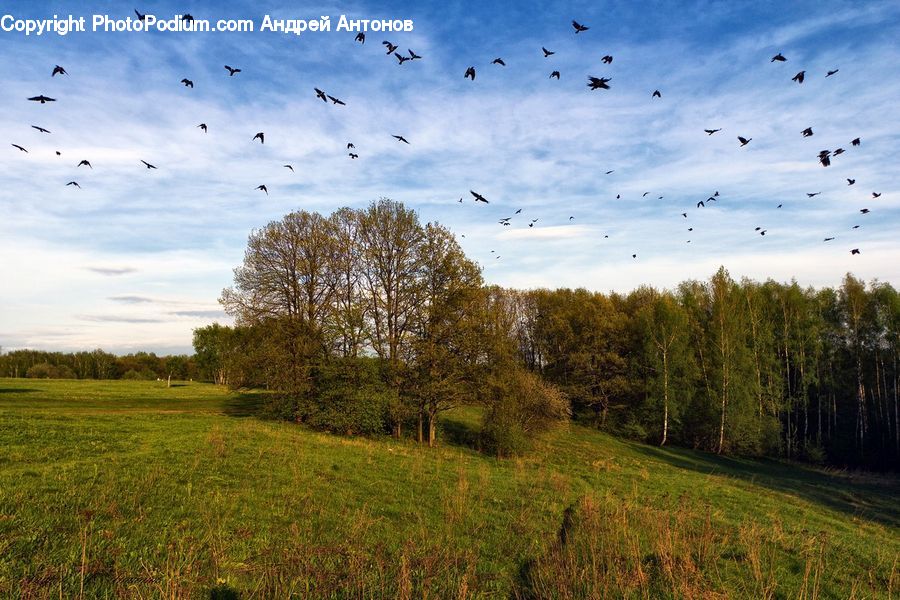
xmin=26 ymin=362 xmax=75 ymax=379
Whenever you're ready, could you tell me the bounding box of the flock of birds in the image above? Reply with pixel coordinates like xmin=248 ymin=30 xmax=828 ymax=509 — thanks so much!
xmin=8 ymin=14 xmax=885 ymax=264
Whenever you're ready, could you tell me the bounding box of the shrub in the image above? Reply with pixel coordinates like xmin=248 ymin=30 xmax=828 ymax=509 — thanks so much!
xmin=26 ymin=362 xmax=75 ymax=379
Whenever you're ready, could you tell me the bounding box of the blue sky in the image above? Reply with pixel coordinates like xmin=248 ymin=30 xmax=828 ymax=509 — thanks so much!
xmin=1 ymin=0 xmax=898 ymax=354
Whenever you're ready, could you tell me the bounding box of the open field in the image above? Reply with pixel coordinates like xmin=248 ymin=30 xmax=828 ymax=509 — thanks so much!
xmin=0 ymin=378 xmax=897 ymax=598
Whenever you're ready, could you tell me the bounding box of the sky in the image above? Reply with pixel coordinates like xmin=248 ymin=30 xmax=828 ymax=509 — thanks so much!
xmin=1 ymin=0 xmax=898 ymax=355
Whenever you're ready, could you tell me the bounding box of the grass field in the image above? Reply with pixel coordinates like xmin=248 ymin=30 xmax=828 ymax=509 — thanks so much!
xmin=0 ymin=378 xmax=897 ymax=598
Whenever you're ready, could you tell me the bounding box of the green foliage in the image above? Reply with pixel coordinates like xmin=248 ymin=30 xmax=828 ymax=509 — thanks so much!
xmin=25 ymin=362 xmax=75 ymax=379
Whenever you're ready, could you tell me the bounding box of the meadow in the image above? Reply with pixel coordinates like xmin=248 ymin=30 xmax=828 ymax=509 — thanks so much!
xmin=0 ymin=378 xmax=897 ymax=598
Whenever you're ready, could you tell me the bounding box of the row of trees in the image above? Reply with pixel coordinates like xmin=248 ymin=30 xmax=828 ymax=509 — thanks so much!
xmin=200 ymin=199 xmax=898 ymax=469
xmin=0 ymin=349 xmax=198 ymax=382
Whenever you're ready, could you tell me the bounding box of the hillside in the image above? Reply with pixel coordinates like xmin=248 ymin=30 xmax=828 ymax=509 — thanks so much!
xmin=0 ymin=379 xmax=897 ymax=598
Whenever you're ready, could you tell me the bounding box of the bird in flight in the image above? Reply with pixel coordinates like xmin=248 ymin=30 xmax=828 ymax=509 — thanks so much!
xmin=606 ymin=170 xmax=614 ymax=174
xmin=349 ymin=153 xmax=359 ymax=159
xmin=465 ymin=67 xmax=476 ymax=80
xmin=771 ymin=52 xmax=787 ymax=62
xmin=738 ymin=136 xmax=752 ymax=147
xmin=407 ymin=49 xmax=422 ymax=60
xmin=587 ymin=76 xmax=611 ymax=90
xmin=140 ymin=160 xmax=157 ymax=169
xmin=652 ymin=90 xmax=661 ymax=98
xmin=224 ymin=65 xmax=241 ymax=76
xmin=28 ymin=95 xmax=56 ymax=103
xmin=256 ymin=185 xmax=268 ymax=195
xmin=492 ymin=58 xmax=506 ymax=66
xmin=823 ymin=237 xmax=834 ymax=242
xmin=470 ymin=190 xmax=488 ymax=203
xmin=550 ymin=71 xmax=560 ymax=79
xmin=284 ymin=165 xmax=293 ymax=172
xmin=818 ymin=150 xmax=831 ymax=167
xmin=807 ymin=192 xmax=821 ymax=197
xmin=383 ymin=41 xmax=398 ymax=54
xmin=697 ymin=200 xmax=705 ymax=208
xmin=134 ymin=9 xmax=146 ymax=21
xmin=11 ymin=144 xmax=27 ymax=153
xmin=181 ymin=78 xmax=194 ymax=88
xmin=66 ymin=181 xmax=80 ymax=188
xmin=851 ymin=137 xmax=860 ymax=146
xmin=801 ymin=127 xmax=813 ymax=137
xmin=833 ymin=148 xmax=845 ymax=156
xmin=851 ymin=249 xmax=860 ymax=255
xmin=601 ymin=55 xmax=613 ymax=64
xmin=872 ymin=192 xmax=881 ymax=198
xmin=395 ymin=53 xmax=411 ymax=65
xmin=347 ymin=143 xmax=355 ymax=149
xmin=253 ymin=132 xmax=264 ymax=144
xmin=572 ymin=20 xmax=589 ymax=33
xmin=392 ymin=135 xmax=409 ymax=144
xmin=542 ymin=47 xmax=555 ymax=57
xmin=847 ymin=178 xmax=855 ymax=185
xmin=77 ymin=160 xmax=92 ymax=168
xmin=860 ymin=208 xmax=870 ymax=214
xmin=826 ymin=69 xmax=839 ymax=77
xmin=792 ymin=71 xmax=805 ymax=83
xmin=31 ymin=125 xmax=51 ymax=134
xmin=355 ymin=32 xmax=365 ymax=43
xmin=327 ymin=95 xmax=346 ymax=106
xmin=181 ymin=14 xmax=194 ymax=23
xmin=314 ymin=88 xmax=328 ymax=102
xmin=705 ymin=128 xmax=722 ymax=135
xmin=682 ymin=212 xmax=688 ymax=218
xmin=51 ymin=65 xmax=68 ymax=77
xmin=198 ymin=123 xmax=207 ymax=132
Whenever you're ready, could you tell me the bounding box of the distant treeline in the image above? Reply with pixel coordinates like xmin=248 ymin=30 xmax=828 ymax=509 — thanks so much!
xmin=198 ymin=198 xmax=898 ymax=470
xmin=0 ymin=349 xmax=198 ymax=381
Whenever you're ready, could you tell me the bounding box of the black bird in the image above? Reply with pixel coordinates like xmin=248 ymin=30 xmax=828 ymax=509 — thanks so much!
xmin=801 ymin=127 xmax=813 ymax=137
xmin=738 ymin=136 xmax=751 ymax=147
xmin=252 ymin=132 xmax=264 ymax=144
xmin=492 ymin=58 xmax=506 ymax=66
xmin=77 ymin=159 xmax=92 ymax=168
xmin=542 ymin=47 xmax=555 ymax=57
xmin=134 ymin=9 xmax=146 ymax=21
xmin=860 ymin=208 xmax=870 ymax=214
xmin=688 ymin=227 xmax=693 ymax=231
xmin=601 ymin=55 xmax=613 ymax=64
xmin=587 ymin=76 xmax=611 ymax=90
xmin=818 ymin=150 xmax=831 ymax=167
xmin=347 ymin=143 xmax=355 ymax=149
xmin=464 ymin=67 xmax=476 ymax=80
xmin=55 ymin=151 xmax=61 ymax=156
xmin=847 ymin=178 xmax=855 ymax=185
xmin=851 ymin=248 xmax=860 ymax=255
xmin=759 ymin=230 xmax=767 ymax=236
xmin=632 ymin=254 xmax=637 ymax=259
xmin=652 ymin=90 xmax=661 ymax=98
xmin=572 ymin=20 xmax=589 ymax=33
xmin=28 ymin=95 xmax=56 ymax=104
xmin=393 ymin=135 xmax=409 ymax=144
xmin=470 ymin=190 xmax=488 ymax=203
xmin=705 ymin=128 xmax=722 ymax=135
xmin=852 ymin=225 xmax=860 ymax=229
xmin=314 ymin=88 xmax=328 ymax=102
xmin=807 ymin=192 xmax=821 ymax=197
xmin=140 ymin=160 xmax=157 ymax=169
xmin=697 ymin=200 xmax=705 ymax=208
xmin=408 ymin=49 xmax=422 ymax=60
xmin=833 ymin=148 xmax=845 ymax=156
xmin=383 ymin=41 xmax=398 ymax=54
xmin=31 ymin=125 xmax=51 ymax=134
xmin=355 ymin=32 xmax=365 ymax=43
xmin=349 ymin=153 xmax=359 ymax=159
xmin=682 ymin=213 xmax=687 ymax=218
xmin=792 ymin=71 xmax=805 ymax=83
xmin=224 ymin=65 xmax=241 ymax=76
xmin=181 ymin=14 xmax=194 ymax=23
xmin=66 ymin=181 xmax=80 ymax=188
xmin=777 ymin=204 xmax=783 ymax=208
xmin=395 ymin=52 xmax=411 ymax=65
xmin=771 ymin=52 xmax=787 ymax=62
xmin=851 ymin=137 xmax=860 ymax=146
xmin=327 ymin=95 xmax=346 ymax=105
xmin=181 ymin=78 xmax=193 ymax=88
xmin=198 ymin=123 xmax=207 ymax=132
xmin=606 ymin=170 xmax=614 ymax=174
xmin=284 ymin=165 xmax=293 ymax=171
xmin=872 ymin=192 xmax=881 ymax=198
xmin=569 ymin=216 xmax=574 ymax=220
xmin=51 ymin=65 xmax=68 ymax=77
xmin=550 ymin=71 xmax=560 ymax=79
xmin=824 ymin=237 xmax=834 ymax=242
xmin=755 ymin=227 xmax=762 ymax=231
xmin=256 ymin=185 xmax=268 ymax=195
xmin=515 ymin=209 xmax=522 ymax=214
xmin=826 ymin=69 xmax=839 ymax=77
xmin=528 ymin=223 xmax=534 ymax=228
xmin=11 ymin=144 xmax=27 ymax=153
xmin=643 ymin=192 xmax=650 ymax=197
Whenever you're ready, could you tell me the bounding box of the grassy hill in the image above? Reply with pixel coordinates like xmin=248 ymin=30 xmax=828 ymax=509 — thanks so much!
xmin=0 ymin=379 xmax=897 ymax=598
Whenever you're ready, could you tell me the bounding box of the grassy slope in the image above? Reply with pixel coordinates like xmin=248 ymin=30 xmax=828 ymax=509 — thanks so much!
xmin=0 ymin=379 xmax=896 ymax=599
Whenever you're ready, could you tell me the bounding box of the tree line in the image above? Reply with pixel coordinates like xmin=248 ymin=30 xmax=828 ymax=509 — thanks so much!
xmin=196 ymin=199 xmax=898 ymax=469
xmin=0 ymin=349 xmax=198 ymax=382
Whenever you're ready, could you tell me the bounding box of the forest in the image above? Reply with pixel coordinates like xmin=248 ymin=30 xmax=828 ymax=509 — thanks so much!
xmin=4 ymin=199 xmax=898 ymax=470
